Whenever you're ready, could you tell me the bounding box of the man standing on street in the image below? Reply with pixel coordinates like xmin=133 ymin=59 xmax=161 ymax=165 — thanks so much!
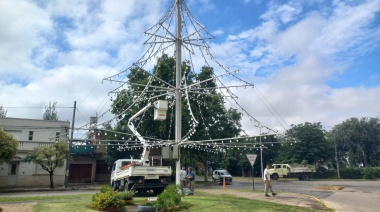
xmin=180 ymin=166 xmax=187 ymax=189
xmin=264 ymin=164 xmax=277 ymax=197
xmin=186 ymin=167 xmax=195 ymax=195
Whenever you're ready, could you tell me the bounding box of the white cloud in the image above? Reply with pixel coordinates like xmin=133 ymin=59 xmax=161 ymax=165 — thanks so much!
xmin=0 ymin=0 xmax=52 ymax=80
xmin=215 ymin=0 xmax=380 ymax=133
xmin=311 ymin=0 xmax=380 ymax=57
xmin=1 ymin=0 xmax=379 ymax=139
xmin=261 ymin=2 xmax=302 ymax=24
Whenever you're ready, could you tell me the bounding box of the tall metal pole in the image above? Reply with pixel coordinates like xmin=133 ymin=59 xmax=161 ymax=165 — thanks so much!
xmin=334 ymin=134 xmax=340 ymax=179
xmin=174 ymin=0 xmax=182 ymax=185
xmin=260 ymin=128 xmax=263 ymax=178
xmin=64 ymin=101 xmax=76 ymax=188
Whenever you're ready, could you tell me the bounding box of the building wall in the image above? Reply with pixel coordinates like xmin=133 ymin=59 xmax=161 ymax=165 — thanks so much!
xmin=0 ymin=117 xmax=70 ymax=187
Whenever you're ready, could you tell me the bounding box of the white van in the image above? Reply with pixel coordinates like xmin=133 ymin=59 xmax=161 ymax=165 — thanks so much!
xmin=212 ymin=169 xmax=233 ymax=184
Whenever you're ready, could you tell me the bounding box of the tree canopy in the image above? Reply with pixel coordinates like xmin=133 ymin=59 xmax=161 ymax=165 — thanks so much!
xmin=105 ymin=54 xmax=242 ymax=177
xmin=329 ymin=117 xmax=380 ymax=167
xmin=276 ymin=122 xmax=332 ymax=165
xmin=0 ymin=128 xmax=18 ymax=164
xmin=43 ymin=101 xmax=59 ymax=121
xmin=23 ymin=142 xmax=69 ymax=188
xmin=0 ymin=105 xmax=7 ymax=118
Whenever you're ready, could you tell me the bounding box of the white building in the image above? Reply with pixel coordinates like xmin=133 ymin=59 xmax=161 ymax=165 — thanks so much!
xmin=0 ymin=117 xmax=70 ymax=187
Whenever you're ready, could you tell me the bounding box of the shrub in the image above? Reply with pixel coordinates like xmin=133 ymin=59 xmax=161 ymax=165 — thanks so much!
xmin=315 ymin=166 xmax=380 ymax=179
xmin=361 ymin=167 xmax=380 ymax=179
xmin=117 ymin=190 xmax=135 ymax=201
xmin=156 ymin=185 xmax=183 ymax=210
xmin=140 ymin=199 xmax=155 ymax=206
xmin=339 ymin=167 xmax=362 ymax=179
xmin=89 ymin=190 xmax=123 ymax=211
xmin=99 ymin=184 xmax=113 ymax=193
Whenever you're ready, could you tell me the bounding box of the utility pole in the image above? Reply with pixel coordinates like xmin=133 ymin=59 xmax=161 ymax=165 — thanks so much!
xmin=334 ymin=134 xmax=340 ymax=179
xmin=260 ymin=127 xmax=263 ymax=178
xmin=174 ymin=0 xmax=182 ymax=185
xmin=64 ymin=101 xmax=76 ymax=188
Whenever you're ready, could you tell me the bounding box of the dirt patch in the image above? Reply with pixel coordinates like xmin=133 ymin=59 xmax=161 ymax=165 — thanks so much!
xmin=0 ymin=202 xmax=36 ymax=212
xmin=317 ymin=186 xmax=344 ymax=190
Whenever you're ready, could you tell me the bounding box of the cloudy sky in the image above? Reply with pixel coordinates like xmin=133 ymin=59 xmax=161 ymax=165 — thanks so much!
xmin=1 ymin=0 xmax=379 ymax=138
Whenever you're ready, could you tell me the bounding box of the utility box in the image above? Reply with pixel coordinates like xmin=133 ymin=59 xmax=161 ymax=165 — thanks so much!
xmin=172 ymin=145 xmax=179 ymax=159
xmin=161 ymin=146 xmax=171 ymax=159
xmin=154 ymin=100 xmax=168 ymax=121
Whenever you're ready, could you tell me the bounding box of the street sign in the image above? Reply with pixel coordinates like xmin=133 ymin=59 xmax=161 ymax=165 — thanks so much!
xmin=246 ymin=154 xmax=257 ymax=166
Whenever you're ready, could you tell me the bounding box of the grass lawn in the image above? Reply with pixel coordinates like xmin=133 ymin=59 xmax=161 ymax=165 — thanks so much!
xmin=0 ymin=191 xmax=327 ymax=212
xmin=179 ymin=191 xmax=325 ymax=212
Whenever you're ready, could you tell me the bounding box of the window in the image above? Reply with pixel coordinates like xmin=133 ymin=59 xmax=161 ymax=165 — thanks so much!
xmin=28 ymin=131 xmax=34 ymax=141
xmin=55 ymin=132 xmax=60 ymax=141
xmin=10 ymin=164 xmax=17 ymax=175
xmin=274 ymin=165 xmax=281 ymax=169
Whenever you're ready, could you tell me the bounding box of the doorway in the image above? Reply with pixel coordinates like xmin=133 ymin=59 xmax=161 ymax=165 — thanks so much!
xmin=7 ymin=163 xmax=18 ymax=186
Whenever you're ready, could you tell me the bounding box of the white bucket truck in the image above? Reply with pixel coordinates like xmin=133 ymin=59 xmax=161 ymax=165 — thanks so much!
xmin=110 ymin=101 xmax=172 ymax=194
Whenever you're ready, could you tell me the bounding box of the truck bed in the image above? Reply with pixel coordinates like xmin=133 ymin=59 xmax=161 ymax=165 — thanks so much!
xmin=289 ymin=166 xmax=313 ymax=173
xmin=114 ymin=166 xmax=171 ymax=181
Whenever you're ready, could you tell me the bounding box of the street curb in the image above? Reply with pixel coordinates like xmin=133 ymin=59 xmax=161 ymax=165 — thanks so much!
xmin=303 ymin=194 xmax=336 ymax=211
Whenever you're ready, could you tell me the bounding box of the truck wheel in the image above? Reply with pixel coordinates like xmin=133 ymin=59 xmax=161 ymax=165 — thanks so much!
xmin=113 ymin=182 xmax=118 ymax=191
xmin=302 ymin=175 xmax=309 ymax=181
xmin=272 ymin=173 xmax=279 ymax=180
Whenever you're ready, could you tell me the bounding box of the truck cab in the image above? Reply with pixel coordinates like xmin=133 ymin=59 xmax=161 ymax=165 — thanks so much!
xmin=269 ymin=164 xmax=290 ymax=180
xmin=110 ymin=159 xmax=141 ymax=187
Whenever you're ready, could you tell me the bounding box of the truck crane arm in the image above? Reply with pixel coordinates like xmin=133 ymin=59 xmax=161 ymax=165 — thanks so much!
xmin=127 ymin=102 xmax=154 ymax=165
xmin=127 ymin=100 xmax=168 ymax=165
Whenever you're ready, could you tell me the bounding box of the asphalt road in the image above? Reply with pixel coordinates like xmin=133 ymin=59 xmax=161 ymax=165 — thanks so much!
xmin=204 ymin=179 xmax=380 ymax=212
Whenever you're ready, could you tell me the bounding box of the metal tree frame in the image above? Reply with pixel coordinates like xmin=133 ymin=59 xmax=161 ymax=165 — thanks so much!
xmin=97 ymin=0 xmax=296 ymax=183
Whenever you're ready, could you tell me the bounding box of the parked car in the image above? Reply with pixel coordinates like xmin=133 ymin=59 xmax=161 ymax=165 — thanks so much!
xmin=212 ymin=169 xmax=233 ymax=184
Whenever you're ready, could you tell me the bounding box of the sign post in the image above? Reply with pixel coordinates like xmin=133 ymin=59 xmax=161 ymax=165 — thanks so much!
xmin=246 ymin=154 xmax=257 ymax=190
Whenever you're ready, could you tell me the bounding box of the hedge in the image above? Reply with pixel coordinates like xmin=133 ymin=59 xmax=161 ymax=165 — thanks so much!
xmin=315 ymin=167 xmax=380 ymax=179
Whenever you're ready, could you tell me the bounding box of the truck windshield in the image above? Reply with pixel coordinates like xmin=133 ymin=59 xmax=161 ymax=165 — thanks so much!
xmin=121 ymin=161 xmax=135 ymax=166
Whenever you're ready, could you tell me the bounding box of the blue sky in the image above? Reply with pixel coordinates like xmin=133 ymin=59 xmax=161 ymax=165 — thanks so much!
xmin=0 ymin=0 xmax=379 ymax=136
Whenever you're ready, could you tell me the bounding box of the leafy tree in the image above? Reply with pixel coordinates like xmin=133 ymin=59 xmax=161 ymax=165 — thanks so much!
xmin=0 ymin=105 xmax=7 ymax=118
xmin=276 ymin=122 xmax=333 ymax=165
xmin=330 ymin=117 xmax=380 ymax=167
xmin=105 ymin=54 xmax=177 ymax=165
xmin=180 ymin=66 xmax=242 ymax=180
xmin=23 ymin=142 xmax=69 ymax=188
xmin=0 ymin=128 xmax=18 ymax=163
xmin=43 ymin=101 xmax=59 ymax=121
xmin=106 ymin=55 xmax=243 ymax=182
